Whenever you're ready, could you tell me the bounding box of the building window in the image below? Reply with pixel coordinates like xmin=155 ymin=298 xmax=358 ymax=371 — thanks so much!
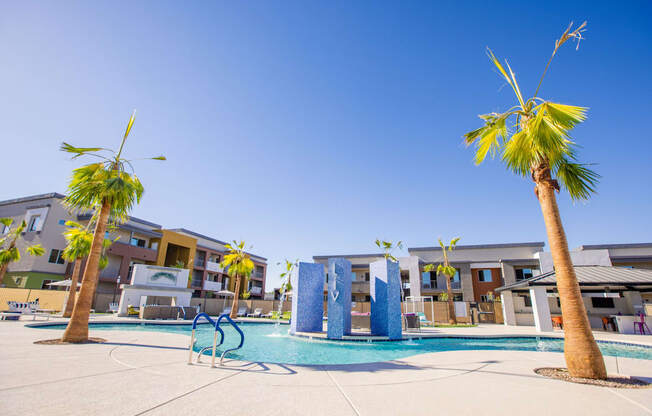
xmin=515 ymin=268 xmax=534 ymax=281
xmin=41 ymin=280 xmax=55 ymax=289
xmin=480 ymin=295 xmax=490 ymax=302
xmin=13 ymin=276 xmax=24 ymax=286
xmin=591 ymin=297 xmax=615 ymax=308
xmin=523 ymin=295 xmax=532 ymax=307
xmin=48 ymin=249 xmax=65 ymax=265
xmin=58 ymin=219 xmax=66 ymax=226
xmin=28 ymin=215 xmax=41 ymax=232
xmin=131 ymin=237 xmax=146 ymax=247
xmin=477 ymin=269 xmax=492 ymax=282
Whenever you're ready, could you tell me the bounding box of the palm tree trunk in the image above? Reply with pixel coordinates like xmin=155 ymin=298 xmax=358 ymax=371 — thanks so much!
xmin=61 ymin=201 xmax=111 ymax=343
xmin=536 ymin=178 xmax=606 ymax=379
xmin=446 ymin=276 xmax=457 ymax=325
xmin=63 ymin=259 xmax=82 ymax=318
xmin=230 ymin=275 xmax=240 ymax=319
xmin=0 ymin=262 xmax=9 ymax=286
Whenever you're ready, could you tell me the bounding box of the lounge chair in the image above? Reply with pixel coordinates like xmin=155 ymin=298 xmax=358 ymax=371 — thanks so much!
xmin=247 ymin=308 xmax=263 ymax=318
xmin=108 ymin=302 xmax=119 ymax=314
xmin=222 ymin=307 xmax=232 ymax=316
xmin=237 ymin=306 xmax=247 ymax=317
xmin=263 ymin=310 xmax=280 ymax=319
xmin=281 ymin=311 xmax=291 ymax=321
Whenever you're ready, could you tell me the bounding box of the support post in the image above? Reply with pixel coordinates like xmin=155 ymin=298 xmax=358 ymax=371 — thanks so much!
xmin=500 ymin=290 xmax=517 ymax=326
xmin=530 ymin=287 xmax=553 ymax=332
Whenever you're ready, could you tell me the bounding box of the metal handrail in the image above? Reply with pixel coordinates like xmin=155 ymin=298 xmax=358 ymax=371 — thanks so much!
xmin=215 ymin=314 xmax=245 ymax=365
xmin=187 ymin=312 xmax=244 ymax=367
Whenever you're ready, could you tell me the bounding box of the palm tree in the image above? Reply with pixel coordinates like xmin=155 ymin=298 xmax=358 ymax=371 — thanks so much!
xmin=220 ymin=241 xmax=254 ymax=319
xmin=61 ymin=221 xmax=115 ymax=318
xmin=61 ymin=221 xmax=92 ymax=318
xmin=423 ymin=238 xmax=460 ymax=324
xmin=59 ymin=111 xmax=164 ymax=342
xmin=463 ymin=22 xmax=606 ymax=379
xmin=0 ymin=218 xmax=45 ymax=284
xmin=375 ymin=239 xmax=403 ymax=262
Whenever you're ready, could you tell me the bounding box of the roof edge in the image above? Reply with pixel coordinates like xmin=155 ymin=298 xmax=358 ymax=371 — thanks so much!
xmin=409 ymin=242 xmax=545 ymax=252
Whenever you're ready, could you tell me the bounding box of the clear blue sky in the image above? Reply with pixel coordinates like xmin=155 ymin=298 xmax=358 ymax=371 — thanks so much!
xmin=1 ymin=1 xmax=651 ymax=289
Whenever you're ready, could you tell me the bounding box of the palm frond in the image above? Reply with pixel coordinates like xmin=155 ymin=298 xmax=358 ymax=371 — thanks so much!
xmin=26 ymin=244 xmax=45 ymax=257
xmin=0 ymin=218 xmax=13 ymax=228
xmin=555 ymin=159 xmax=600 ymax=200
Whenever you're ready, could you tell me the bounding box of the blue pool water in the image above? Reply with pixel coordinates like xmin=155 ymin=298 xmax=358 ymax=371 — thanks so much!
xmin=36 ymin=322 xmax=652 ymax=365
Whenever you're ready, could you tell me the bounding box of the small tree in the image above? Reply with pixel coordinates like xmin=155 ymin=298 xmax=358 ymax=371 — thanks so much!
xmin=61 ymin=221 xmax=116 ymax=317
xmin=375 ymin=239 xmax=403 ymax=262
xmin=220 ymin=241 xmax=254 ymax=319
xmin=0 ymin=218 xmax=45 ymax=284
xmin=423 ymin=238 xmax=460 ymax=324
xmin=278 ymin=259 xmax=298 ymax=296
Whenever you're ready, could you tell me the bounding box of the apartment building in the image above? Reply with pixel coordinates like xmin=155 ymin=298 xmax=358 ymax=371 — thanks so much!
xmin=313 ymin=242 xmax=652 ymax=303
xmin=0 ymin=193 xmax=267 ymax=299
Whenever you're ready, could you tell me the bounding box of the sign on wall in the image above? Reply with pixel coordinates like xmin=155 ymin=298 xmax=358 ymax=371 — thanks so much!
xmin=130 ymin=264 xmax=189 ymax=289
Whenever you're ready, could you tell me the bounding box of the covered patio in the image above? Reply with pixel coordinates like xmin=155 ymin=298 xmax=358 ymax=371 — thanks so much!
xmin=497 ymin=266 xmax=652 ymax=334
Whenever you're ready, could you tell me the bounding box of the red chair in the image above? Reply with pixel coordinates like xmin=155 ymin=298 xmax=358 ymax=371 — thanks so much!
xmin=633 ymin=313 xmax=650 ymax=335
xmin=551 ymin=316 xmax=563 ymax=329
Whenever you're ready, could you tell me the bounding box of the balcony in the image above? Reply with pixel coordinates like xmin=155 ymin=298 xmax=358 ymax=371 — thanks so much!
xmin=202 ymin=280 xmax=222 ymax=292
xmin=194 ymin=258 xmax=205 ymax=268
xmin=190 ymin=279 xmax=203 ymax=288
xmin=450 ymin=281 xmax=461 ymax=289
xmin=206 ymin=261 xmax=224 ymax=273
xmin=250 ymin=286 xmax=262 ymax=295
xmin=252 ymin=271 xmax=264 ymax=279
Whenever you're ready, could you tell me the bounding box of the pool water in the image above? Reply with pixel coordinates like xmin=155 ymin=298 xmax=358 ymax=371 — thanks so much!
xmin=37 ymin=322 xmax=652 ymax=365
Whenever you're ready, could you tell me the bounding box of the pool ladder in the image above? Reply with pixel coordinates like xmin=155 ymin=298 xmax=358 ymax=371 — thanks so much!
xmin=187 ymin=312 xmax=245 ymax=367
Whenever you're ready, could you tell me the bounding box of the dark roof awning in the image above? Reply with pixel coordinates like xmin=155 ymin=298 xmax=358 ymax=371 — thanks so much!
xmin=496 ymin=266 xmax=652 ymax=292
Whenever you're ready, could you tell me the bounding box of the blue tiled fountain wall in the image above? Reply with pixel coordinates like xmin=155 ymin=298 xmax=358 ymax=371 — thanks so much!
xmin=370 ymin=259 xmax=402 ymax=340
xmin=327 ymin=257 xmax=352 ymax=339
xmin=290 ymin=262 xmax=325 ymax=334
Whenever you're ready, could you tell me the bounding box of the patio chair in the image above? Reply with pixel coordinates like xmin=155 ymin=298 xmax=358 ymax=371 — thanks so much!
xmin=237 ymin=306 xmax=248 ymax=317
xmin=108 ymin=302 xmax=119 ymax=314
xmin=263 ymin=310 xmax=280 ymax=319
xmin=634 ymin=312 xmax=650 ymax=335
xmin=417 ymin=312 xmax=432 ymax=326
xmin=222 ymin=307 xmax=232 ymax=316
xmin=404 ymin=313 xmax=421 ymax=332
xmin=247 ymin=308 xmax=263 ymax=318
xmin=281 ymin=311 xmax=291 ymax=321
xmin=551 ymin=316 xmax=563 ymax=329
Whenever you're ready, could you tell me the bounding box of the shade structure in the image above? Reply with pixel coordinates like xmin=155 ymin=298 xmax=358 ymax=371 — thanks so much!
xmin=216 ymin=290 xmax=235 ymax=297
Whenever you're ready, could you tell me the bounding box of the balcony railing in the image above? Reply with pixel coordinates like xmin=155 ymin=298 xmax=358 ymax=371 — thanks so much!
xmin=206 ymin=261 xmax=224 ymax=273
xmin=203 ymin=280 xmax=222 ymax=292
xmin=450 ymin=281 xmax=461 ymax=289
xmin=194 ymin=258 xmax=205 ymax=268
xmin=252 ymin=271 xmax=264 ymax=279
xmin=250 ymin=286 xmax=262 ymax=295
xmin=190 ymin=279 xmax=203 ymax=288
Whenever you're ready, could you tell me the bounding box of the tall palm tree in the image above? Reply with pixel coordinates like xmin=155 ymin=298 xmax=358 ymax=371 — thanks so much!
xmin=220 ymin=241 xmax=254 ymax=319
xmin=59 ymin=111 xmax=164 ymax=342
xmin=423 ymin=238 xmax=460 ymax=325
xmin=61 ymin=221 xmax=115 ymax=318
xmin=463 ymin=22 xmax=606 ymax=379
xmin=0 ymin=218 xmax=45 ymax=284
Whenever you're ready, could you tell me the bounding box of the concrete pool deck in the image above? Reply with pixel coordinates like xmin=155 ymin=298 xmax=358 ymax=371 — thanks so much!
xmin=1 ymin=319 xmax=651 ymax=415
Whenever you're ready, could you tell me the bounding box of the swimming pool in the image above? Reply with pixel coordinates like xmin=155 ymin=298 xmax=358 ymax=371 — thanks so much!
xmin=35 ymin=322 xmax=652 ymax=365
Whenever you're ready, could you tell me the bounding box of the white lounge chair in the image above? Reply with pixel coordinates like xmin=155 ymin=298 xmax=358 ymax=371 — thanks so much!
xmin=247 ymin=308 xmax=263 ymax=318
xmin=108 ymin=302 xmax=119 ymax=314
xmin=222 ymin=307 xmax=232 ymax=316
xmin=237 ymin=306 xmax=247 ymax=317
xmin=7 ymin=299 xmax=39 ymax=313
